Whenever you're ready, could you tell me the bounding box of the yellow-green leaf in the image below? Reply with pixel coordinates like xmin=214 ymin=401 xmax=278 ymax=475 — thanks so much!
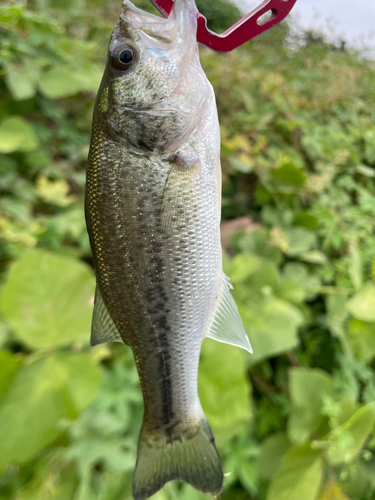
xmin=325 ymin=403 xmax=375 ymax=465
xmin=0 ymin=350 xmax=22 ymax=403
xmin=288 ymin=368 xmax=335 ymax=444
xmin=319 ymin=480 xmax=349 ymax=500
xmin=347 ymin=319 xmax=375 ymax=362
xmin=346 ymin=283 xmax=375 ymax=322
xmin=242 ymin=298 xmax=303 ymax=365
xmin=38 ymin=67 xmax=82 ymax=99
xmin=271 ymin=163 xmax=306 ymax=186
xmin=0 ymin=353 xmax=101 ymax=471
xmin=0 ymin=250 xmax=95 ymax=349
xmin=5 ymin=69 xmax=37 ymax=101
xmin=348 ymin=243 xmax=362 ymax=290
xmin=0 ymin=116 xmax=39 ymax=153
xmin=257 ymin=433 xmax=291 ymax=479
xmin=37 ymin=176 xmax=76 ymax=207
xmin=266 ymin=443 xmax=323 ymax=500
xmin=199 ymin=339 xmax=251 ymax=440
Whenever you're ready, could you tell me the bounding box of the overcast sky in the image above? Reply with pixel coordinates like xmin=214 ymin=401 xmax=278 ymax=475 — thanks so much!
xmin=235 ymin=0 xmax=375 ymax=57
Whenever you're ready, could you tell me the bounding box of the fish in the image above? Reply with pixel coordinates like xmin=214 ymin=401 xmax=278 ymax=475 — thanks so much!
xmin=85 ymin=1 xmax=252 ymax=499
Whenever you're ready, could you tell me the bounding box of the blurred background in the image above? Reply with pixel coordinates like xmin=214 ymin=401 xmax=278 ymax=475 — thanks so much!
xmin=1 ymin=0 xmax=375 ymax=499
xmin=242 ymin=0 xmax=375 ymax=59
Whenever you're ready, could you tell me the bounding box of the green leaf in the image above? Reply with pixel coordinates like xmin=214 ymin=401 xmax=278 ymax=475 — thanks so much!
xmin=348 ymin=243 xmax=362 ymax=290
xmin=257 ymin=433 xmax=291 ymax=479
xmin=356 ymin=164 xmax=375 ymax=177
xmin=0 ymin=116 xmax=39 ymax=153
xmin=0 ymin=249 xmax=95 ymax=349
xmin=271 ymin=163 xmax=306 ymax=186
xmin=276 ymin=280 xmax=305 ymax=304
xmin=198 ymin=339 xmax=251 ymax=439
xmin=48 ymin=0 xmax=78 ymax=9
xmin=230 ymin=253 xmax=261 ymax=284
xmin=238 ymin=460 xmax=258 ymax=494
xmin=56 ymin=352 xmax=102 ymax=413
xmin=284 ymin=228 xmax=316 ymax=257
xmin=293 ymin=213 xmax=318 ymax=231
xmin=244 ymin=262 xmax=280 ymax=292
xmin=326 ymin=294 xmax=349 ymax=341
xmin=288 ymin=368 xmax=335 ymax=444
xmin=66 ymin=422 xmax=134 ymax=477
xmin=297 ymin=250 xmax=327 ymax=264
xmin=347 ymin=319 xmax=375 ymax=362
xmin=178 ymin=485 xmax=207 ymax=500
xmin=334 ymin=399 xmax=360 ymax=426
xmin=325 ymin=403 xmax=375 ymax=465
xmin=38 ymin=67 xmax=83 ymax=99
xmin=5 ymin=69 xmax=37 ymax=101
xmin=242 ymin=298 xmax=303 ymax=365
xmin=338 ymin=462 xmax=375 ymax=500
xmin=0 ymin=350 xmax=22 ymax=403
xmin=37 ymin=65 xmax=102 ymax=99
xmin=364 ymin=129 xmax=375 ymax=164
xmin=346 ymin=283 xmax=375 ymax=322
xmin=37 ymin=176 xmax=76 ymax=207
xmin=230 ymin=156 xmax=254 ymax=173
xmin=234 ymin=229 xmax=282 ymax=264
xmin=72 ymin=64 xmax=103 ymax=93
xmin=0 ymin=353 xmax=101 ymax=471
xmin=266 ymin=443 xmax=323 ymax=500
xmin=283 ymin=263 xmax=320 ymax=300
xmin=15 ymin=464 xmax=78 ymax=500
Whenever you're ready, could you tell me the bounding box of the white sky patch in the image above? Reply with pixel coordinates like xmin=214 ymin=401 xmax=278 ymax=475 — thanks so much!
xmin=232 ymin=0 xmax=375 ymax=58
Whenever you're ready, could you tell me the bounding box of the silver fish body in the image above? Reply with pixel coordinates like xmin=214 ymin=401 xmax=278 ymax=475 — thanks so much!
xmin=85 ymin=1 xmax=251 ymax=499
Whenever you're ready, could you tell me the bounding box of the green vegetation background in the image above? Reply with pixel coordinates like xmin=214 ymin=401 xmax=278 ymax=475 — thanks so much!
xmin=1 ymin=0 xmax=375 ymax=499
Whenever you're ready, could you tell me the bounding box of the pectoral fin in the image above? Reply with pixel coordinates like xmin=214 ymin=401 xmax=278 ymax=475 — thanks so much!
xmin=161 ymin=158 xmax=200 ymax=234
xmin=91 ymin=286 xmax=124 ymax=346
xmin=205 ymin=275 xmax=252 ymax=353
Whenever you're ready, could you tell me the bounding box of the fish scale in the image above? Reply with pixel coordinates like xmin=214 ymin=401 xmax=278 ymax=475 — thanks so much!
xmin=85 ymin=1 xmax=251 ymax=499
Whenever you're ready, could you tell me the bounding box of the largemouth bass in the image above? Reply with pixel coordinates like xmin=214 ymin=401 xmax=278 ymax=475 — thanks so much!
xmin=85 ymin=1 xmax=251 ymax=498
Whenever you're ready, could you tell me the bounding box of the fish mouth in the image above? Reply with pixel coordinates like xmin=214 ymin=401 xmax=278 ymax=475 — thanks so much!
xmin=121 ymin=0 xmax=173 ymax=26
xmin=120 ymin=0 xmax=198 ymax=48
xmin=120 ymin=0 xmax=175 ymax=44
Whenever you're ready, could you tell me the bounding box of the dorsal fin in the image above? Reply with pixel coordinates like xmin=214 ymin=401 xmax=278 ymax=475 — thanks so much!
xmin=90 ymin=286 xmax=124 ymax=346
xmin=205 ymin=274 xmax=252 ymax=353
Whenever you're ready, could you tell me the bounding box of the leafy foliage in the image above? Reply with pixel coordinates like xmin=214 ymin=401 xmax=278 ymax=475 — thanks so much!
xmin=1 ymin=0 xmax=375 ymax=499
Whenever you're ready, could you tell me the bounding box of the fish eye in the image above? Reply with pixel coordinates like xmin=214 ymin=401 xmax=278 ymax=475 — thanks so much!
xmin=111 ymin=45 xmax=135 ymax=71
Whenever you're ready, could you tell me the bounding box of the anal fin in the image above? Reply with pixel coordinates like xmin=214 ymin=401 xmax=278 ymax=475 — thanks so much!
xmin=205 ymin=274 xmax=252 ymax=353
xmin=91 ymin=286 xmax=124 ymax=346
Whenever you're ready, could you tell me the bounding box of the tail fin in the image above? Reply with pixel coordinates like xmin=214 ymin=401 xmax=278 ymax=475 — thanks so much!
xmin=133 ymin=419 xmax=223 ymax=500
